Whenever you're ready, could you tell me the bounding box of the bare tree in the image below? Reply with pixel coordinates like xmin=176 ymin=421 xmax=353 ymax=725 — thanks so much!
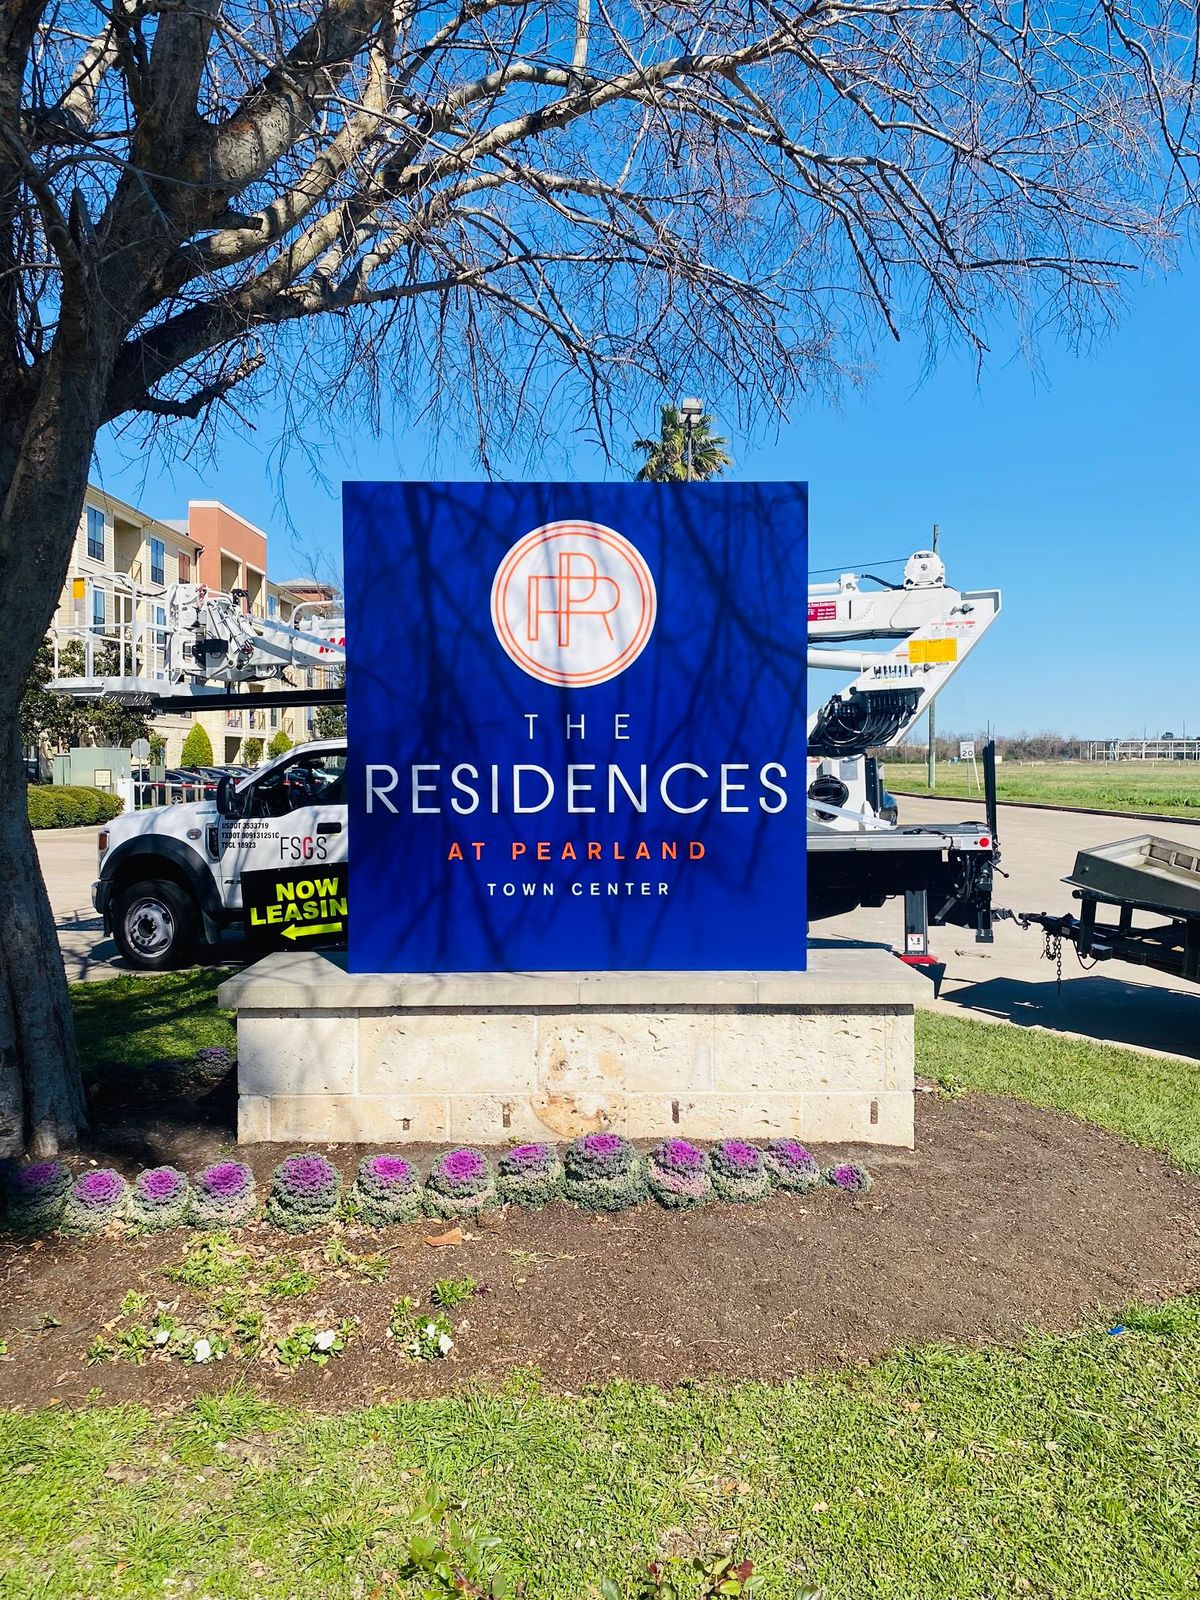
xmin=1 ymin=0 xmax=1197 ymax=1153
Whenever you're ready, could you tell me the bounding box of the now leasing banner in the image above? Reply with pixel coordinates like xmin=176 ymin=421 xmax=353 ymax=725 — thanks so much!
xmin=343 ymin=482 xmax=807 ymax=972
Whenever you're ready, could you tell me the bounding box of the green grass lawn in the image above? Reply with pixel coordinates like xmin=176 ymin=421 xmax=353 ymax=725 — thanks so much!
xmin=5 ymin=978 xmax=1193 ymax=1598
xmin=72 ymin=968 xmax=233 ymax=1075
xmin=885 ymin=759 xmax=1200 ymax=818
xmin=2 ymin=1303 xmax=1197 ymax=1598
xmin=917 ymin=1011 xmax=1200 ymax=1173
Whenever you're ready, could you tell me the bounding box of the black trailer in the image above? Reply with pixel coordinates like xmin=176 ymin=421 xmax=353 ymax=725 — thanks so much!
xmin=1021 ymin=835 xmax=1200 ymax=984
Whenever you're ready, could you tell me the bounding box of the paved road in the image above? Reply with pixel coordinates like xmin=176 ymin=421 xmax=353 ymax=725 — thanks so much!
xmin=38 ymin=800 xmax=1199 ymax=1056
xmin=818 ymin=796 xmax=1199 ymax=1060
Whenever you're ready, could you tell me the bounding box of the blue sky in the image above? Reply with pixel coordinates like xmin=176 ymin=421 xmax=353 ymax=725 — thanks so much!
xmin=93 ymin=267 xmax=1199 ymax=740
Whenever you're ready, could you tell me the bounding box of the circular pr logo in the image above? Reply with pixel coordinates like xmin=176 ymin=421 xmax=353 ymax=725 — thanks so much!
xmin=490 ymin=520 xmax=657 ymax=687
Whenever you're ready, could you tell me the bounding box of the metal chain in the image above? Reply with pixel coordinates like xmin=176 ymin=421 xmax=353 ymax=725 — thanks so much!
xmin=1041 ymin=928 xmax=1063 ymax=995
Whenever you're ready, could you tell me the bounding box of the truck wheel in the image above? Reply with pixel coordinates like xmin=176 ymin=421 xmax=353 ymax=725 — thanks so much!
xmin=112 ymin=880 xmax=198 ymax=970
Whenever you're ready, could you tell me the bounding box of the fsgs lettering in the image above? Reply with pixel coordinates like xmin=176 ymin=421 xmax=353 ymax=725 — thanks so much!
xmin=280 ymin=835 xmax=329 ymax=862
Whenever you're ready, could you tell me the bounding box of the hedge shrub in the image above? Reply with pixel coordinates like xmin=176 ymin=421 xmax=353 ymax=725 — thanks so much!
xmin=180 ymin=723 xmax=215 ymax=768
xmin=27 ymin=785 xmax=124 ymax=829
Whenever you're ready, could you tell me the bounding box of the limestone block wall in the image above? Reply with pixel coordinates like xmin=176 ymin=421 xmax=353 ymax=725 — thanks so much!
xmin=219 ymin=952 xmax=922 ymax=1149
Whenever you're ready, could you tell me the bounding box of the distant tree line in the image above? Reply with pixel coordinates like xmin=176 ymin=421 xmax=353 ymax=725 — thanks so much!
xmin=885 ymin=732 xmax=1085 ymax=763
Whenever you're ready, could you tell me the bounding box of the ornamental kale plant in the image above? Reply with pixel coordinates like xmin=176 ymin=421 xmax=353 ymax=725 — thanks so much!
xmin=496 ymin=1143 xmax=563 ymax=1210
xmin=265 ymin=1153 xmax=343 ymax=1232
xmin=825 ymin=1161 xmax=874 ymax=1193
xmin=346 ymin=1153 xmax=423 ymax=1226
xmin=709 ymin=1140 xmax=772 ymax=1204
xmin=763 ymin=1139 xmax=820 ymax=1194
xmin=562 ymin=1133 xmax=646 ymax=1212
xmin=191 ymin=1161 xmax=257 ymax=1227
xmin=129 ymin=1166 xmax=191 ymax=1231
xmin=646 ymin=1138 xmax=712 ymax=1210
xmin=195 ymin=1045 xmax=235 ymax=1074
xmin=4 ymin=1159 xmax=71 ymax=1232
xmin=62 ymin=1168 xmax=130 ymax=1234
xmin=425 ymin=1148 xmax=497 ymax=1218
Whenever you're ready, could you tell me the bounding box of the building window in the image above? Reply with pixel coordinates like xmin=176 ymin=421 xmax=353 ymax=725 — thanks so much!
xmin=179 ymin=552 xmax=192 ymax=583
xmin=268 ymin=594 xmax=277 ymax=618
xmin=91 ymin=588 xmax=105 ymax=635
xmin=149 ymin=536 xmax=165 ymax=585
xmin=270 ymin=708 xmax=279 ymax=730
xmin=86 ymin=506 xmax=105 ymax=560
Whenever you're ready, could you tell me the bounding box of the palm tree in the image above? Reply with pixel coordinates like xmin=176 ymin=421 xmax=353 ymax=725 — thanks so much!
xmin=633 ymin=406 xmax=733 ymax=482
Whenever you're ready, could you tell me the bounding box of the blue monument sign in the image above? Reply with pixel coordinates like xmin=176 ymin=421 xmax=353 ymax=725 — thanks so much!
xmin=343 ymin=482 xmax=807 ymax=972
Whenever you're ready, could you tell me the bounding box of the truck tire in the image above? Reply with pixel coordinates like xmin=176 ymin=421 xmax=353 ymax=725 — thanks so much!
xmin=112 ymin=879 xmax=199 ymax=970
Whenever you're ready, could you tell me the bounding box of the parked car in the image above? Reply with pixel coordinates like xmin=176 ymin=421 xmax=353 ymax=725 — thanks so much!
xmin=160 ymin=768 xmax=213 ymax=803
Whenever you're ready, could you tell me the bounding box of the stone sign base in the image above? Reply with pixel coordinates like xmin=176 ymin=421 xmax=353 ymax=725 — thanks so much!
xmin=218 ymin=949 xmax=922 ymax=1149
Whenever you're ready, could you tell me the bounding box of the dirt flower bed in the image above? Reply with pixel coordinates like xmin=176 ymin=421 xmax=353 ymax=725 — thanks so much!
xmin=0 ymin=1091 xmax=1197 ymax=1410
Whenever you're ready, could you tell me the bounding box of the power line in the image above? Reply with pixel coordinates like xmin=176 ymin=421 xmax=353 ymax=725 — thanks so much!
xmin=808 ymin=555 xmax=908 ymax=576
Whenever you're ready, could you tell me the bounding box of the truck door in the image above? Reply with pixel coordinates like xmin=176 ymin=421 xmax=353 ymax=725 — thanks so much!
xmin=222 ymin=751 xmax=348 ymax=946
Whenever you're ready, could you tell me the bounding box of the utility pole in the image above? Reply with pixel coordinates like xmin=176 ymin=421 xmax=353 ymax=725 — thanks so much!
xmin=927 ymin=523 xmax=940 ymax=790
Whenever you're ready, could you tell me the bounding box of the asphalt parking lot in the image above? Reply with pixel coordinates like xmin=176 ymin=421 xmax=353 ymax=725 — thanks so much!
xmin=38 ymin=797 xmax=1200 ymax=1058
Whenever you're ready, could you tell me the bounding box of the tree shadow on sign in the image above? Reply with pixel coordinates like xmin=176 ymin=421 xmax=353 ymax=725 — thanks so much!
xmin=940 ymin=972 xmax=1200 ymax=1061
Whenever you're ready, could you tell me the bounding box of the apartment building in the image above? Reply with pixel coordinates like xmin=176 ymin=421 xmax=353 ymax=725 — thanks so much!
xmin=51 ymin=490 xmax=339 ymax=769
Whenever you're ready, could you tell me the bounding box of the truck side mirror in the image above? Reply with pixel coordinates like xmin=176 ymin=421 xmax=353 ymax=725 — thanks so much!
xmin=215 ymin=775 xmax=241 ymax=817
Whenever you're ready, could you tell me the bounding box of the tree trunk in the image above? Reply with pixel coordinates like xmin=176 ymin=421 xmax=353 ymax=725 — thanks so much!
xmin=0 ymin=714 xmax=86 ymax=1155
xmin=0 ymin=354 xmax=109 ymax=1156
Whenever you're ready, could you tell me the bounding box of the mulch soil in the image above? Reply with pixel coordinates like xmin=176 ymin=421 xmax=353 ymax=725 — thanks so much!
xmin=0 ymin=1059 xmax=1197 ymax=1410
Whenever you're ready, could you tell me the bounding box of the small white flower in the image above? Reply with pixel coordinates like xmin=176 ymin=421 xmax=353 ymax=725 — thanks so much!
xmin=437 ymin=1333 xmax=454 ymax=1355
xmin=192 ymin=1338 xmax=212 ymax=1363
xmin=154 ymin=1329 xmax=171 ymax=1346
xmin=313 ymin=1329 xmax=337 ymax=1352
xmin=422 ymin=1322 xmax=439 ymax=1338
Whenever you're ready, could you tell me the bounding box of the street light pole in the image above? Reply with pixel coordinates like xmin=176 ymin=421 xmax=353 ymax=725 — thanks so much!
xmin=679 ymin=396 xmax=703 ymax=482
xmin=927 ymin=522 xmax=939 ymax=791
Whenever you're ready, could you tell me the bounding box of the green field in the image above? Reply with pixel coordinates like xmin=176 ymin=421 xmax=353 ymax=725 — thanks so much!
xmin=3 ymin=984 xmax=1199 ymax=1598
xmin=885 ymin=760 xmax=1200 ymax=819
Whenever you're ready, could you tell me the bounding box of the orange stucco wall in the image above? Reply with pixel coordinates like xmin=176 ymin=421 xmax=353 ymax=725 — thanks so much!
xmin=187 ymin=501 xmax=267 ymax=596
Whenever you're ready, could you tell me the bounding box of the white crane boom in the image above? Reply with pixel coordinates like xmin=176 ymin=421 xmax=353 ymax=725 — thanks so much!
xmin=805 ymin=550 xmax=1001 ymax=833
xmin=46 ymin=575 xmax=345 ymax=702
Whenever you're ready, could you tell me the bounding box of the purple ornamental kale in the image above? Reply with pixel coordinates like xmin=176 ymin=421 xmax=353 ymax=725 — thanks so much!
xmin=11 ymin=1160 xmax=70 ymax=1197
xmin=63 ymin=1168 xmax=130 ymax=1233
xmin=563 ymin=1133 xmax=645 ymax=1211
xmin=196 ymin=1046 xmax=235 ymax=1069
xmin=74 ymin=1169 xmax=126 ymax=1208
xmin=4 ymin=1159 xmax=71 ymax=1232
xmin=267 ymin=1153 xmax=343 ymax=1232
xmin=763 ymin=1139 xmax=820 ymax=1194
xmin=138 ymin=1167 xmax=186 ymax=1202
xmin=436 ymin=1149 xmax=487 ymax=1190
xmin=365 ymin=1155 xmax=415 ymax=1185
xmin=709 ymin=1140 xmax=771 ymax=1204
xmin=201 ymin=1161 xmax=252 ymax=1197
xmin=647 ymin=1139 xmax=712 ymax=1209
xmin=718 ymin=1140 xmax=761 ymax=1170
xmin=825 ymin=1161 xmax=874 ymax=1194
xmin=424 ymin=1148 xmax=497 ymax=1219
xmin=652 ymin=1138 xmax=707 ymax=1174
xmin=349 ymin=1152 xmax=422 ymax=1226
xmin=192 ymin=1160 xmax=257 ymax=1227
xmin=130 ymin=1166 xmax=190 ymax=1231
xmin=277 ymin=1153 xmax=340 ymax=1197
xmin=496 ymin=1142 xmax=564 ymax=1211
xmin=499 ymin=1143 xmax=556 ymax=1173
xmin=581 ymin=1133 xmax=624 ymax=1160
